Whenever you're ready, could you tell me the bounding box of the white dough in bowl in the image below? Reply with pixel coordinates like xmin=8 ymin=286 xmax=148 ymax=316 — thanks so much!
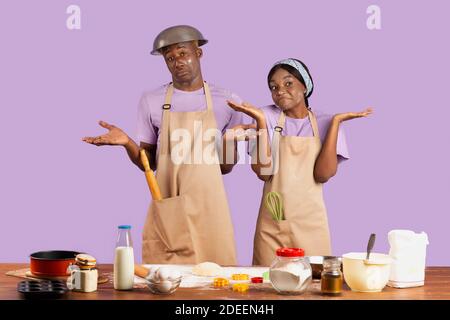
xmin=192 ymin=262 xmax=223 ymax=277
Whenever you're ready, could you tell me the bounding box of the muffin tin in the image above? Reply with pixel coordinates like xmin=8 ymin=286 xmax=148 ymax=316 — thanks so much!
xmin=17 ymin=280 xmax=68 ymax=299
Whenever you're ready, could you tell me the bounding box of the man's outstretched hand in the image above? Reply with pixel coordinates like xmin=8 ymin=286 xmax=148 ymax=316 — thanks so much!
xmin=82 ymin=121 xmax=130 ymax=146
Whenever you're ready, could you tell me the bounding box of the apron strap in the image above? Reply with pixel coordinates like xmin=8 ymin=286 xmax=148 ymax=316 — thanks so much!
xmin=160 ymin=82 xmax=213 ymax=155
xmin=271 ymin=109 xmax=321 ymax=172
xmin=203 ymin=81 xmax=213 ymax=112
xmin=160 ymin=84 xmax=174 ymax=155
xmin=270 ymin=111 xmax=286 ymax=175
xmin=274 ymin=109 xmax=321 ymax=139
xmin=274 ymin=111 xmax=286 ymax=134
xmin=307 ymin=109 xmax=321 ymax=141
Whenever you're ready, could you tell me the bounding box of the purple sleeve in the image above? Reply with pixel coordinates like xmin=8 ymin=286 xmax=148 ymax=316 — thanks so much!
xmin=319 ymin=113 xmax=350 ymax=163
xmin=136 ymin=93 xmax=157 ymax=145
xmin=337 ymin=126 xmax=350 ymax=163
xmin=223 ymin=93 xmax=244 ymax=132
xmin=246 ymin=116 xmax=258 ymax=156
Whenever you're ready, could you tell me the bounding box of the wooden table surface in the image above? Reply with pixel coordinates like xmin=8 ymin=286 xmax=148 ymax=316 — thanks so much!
xmin=1 ymin=264 xmax=450 ymax=300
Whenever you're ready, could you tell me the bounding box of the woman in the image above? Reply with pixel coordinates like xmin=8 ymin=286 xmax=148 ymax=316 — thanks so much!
xmin=228 ymin=58 xmax=372 ymax=266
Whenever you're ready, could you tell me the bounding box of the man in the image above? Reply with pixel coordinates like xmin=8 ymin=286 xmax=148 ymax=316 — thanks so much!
xmin=83 ymin=25 xmax=244 ymax=265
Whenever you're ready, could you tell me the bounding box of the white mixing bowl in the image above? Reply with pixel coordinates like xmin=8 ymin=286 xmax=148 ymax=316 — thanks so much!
xmin=342 ymin=252 xmax=392 ymax=292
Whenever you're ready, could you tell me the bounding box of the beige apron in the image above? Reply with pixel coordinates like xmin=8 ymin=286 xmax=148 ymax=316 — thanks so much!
xmin=142 ymin=82 xmax=237 ymax=265
xmin=253 ymin=110 xmax=332 ymax=266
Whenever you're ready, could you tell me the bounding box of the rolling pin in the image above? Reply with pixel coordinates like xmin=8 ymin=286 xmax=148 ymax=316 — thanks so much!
xmin=139 ymin=149 xmax=162 ymax=201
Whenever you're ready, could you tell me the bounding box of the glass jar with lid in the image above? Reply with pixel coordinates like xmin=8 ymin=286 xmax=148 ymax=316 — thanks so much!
xmin=66 ymin=254 xmax=98 ymax=293
xmin=269 ymin=247 xmax=312 ymax=295
xmin=321 ymin=257 xmax=343 ymax=295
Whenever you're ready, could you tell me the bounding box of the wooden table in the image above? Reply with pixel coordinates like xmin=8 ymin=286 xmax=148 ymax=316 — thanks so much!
xmin=1 ymin=264 xmax=450 ymax=300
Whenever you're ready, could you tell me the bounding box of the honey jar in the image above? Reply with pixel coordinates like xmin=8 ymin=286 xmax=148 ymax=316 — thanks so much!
xmin=320 ymin=257 xmax=343 ymax=295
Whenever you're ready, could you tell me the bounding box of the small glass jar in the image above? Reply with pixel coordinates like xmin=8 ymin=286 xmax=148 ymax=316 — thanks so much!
xmin=321 ymin=257 xmax=343 ymax=295
xmin=269 ymin=248 xmax=312 ymax=295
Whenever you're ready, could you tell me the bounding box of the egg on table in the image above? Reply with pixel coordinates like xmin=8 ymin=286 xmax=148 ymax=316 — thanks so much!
xmin=168 ymin=269 xmax=181 ymax=280
xmin=147 ymin=267 xmax=158 ymax=281
xmin=156 ymin=280 xmax=173 ymax=293
xmin=156 ymin=267 xmax=172 ymax=281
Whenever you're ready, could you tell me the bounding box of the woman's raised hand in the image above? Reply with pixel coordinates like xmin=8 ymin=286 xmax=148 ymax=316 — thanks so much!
xmin=333 ymin=108 xmax=373 ymax=123
xmin=227 ymin=100 xmax=265 ymax=122
xmin=82 ymin=121 xmax=130 ymax=146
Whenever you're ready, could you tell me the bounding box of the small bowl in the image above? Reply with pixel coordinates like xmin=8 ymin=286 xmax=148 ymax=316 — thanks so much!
xmin=342 ymin=252 xmax=392 ymax=292
xmin=307 ymin=256 xmax=342 ymax=279
xmin=146 ymin=276 xmax=182 ymax=295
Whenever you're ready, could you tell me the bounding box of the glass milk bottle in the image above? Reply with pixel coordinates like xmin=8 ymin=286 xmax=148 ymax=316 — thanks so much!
xmin=114 ymin=225 xmax=135 ymax=290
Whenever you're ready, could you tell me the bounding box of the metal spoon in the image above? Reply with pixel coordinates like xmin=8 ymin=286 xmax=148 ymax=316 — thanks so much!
xmin=366 ymin=233 xmax=376 ymax=261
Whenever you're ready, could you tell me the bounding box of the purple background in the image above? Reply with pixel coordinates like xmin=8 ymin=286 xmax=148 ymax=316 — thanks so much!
xmin=1 ymin=0 xmax=449 ymax=265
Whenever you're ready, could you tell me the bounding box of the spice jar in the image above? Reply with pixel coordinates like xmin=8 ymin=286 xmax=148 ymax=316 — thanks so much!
xmin=66 ymin=254 xmax=98 ymax=293
xmin=269 ymin=248 xmax=312 ymax=295
xmin=321 ymin=257 xmax=343 ymax=295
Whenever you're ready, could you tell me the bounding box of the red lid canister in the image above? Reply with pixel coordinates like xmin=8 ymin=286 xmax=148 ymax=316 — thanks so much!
xmin=276 ymin=247 xmax=305 ymax=257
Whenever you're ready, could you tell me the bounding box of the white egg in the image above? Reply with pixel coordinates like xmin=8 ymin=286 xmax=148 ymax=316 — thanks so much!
xmin=156 ymin=267 xmax=171 ymax=281
xmin=148 ymin=269 xmax=157 ymax=281
xmin=156 ymin=280 xmax=173 ymax=293
xmin=147 ymin=266 xmax=158 ymax=274
xmin=168 ymin=269 xmax=181 ymax=280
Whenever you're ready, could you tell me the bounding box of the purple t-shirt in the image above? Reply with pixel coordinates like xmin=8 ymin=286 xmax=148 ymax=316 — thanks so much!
xmin=248 ymin=105 xmax=350 ymax=162
xmin=136 ymin=83 xmax=243 ymax=150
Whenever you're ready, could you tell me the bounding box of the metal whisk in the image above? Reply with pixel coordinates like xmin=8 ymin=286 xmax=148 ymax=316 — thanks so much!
xmin=265 ymin=191 xmax=284 ymax=221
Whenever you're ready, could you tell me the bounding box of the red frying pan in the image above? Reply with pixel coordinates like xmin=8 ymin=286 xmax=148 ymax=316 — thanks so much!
xmin=30 ymin=251 xmax=81 ymax=277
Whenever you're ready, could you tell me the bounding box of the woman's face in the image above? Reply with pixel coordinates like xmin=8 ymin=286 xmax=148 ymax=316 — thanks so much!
xmin=269 ymin=68 xmax=307 ymax=112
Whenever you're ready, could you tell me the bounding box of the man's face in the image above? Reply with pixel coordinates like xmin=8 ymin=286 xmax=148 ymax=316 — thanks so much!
xmin=161 ymin=41 xmax=202 ymax=83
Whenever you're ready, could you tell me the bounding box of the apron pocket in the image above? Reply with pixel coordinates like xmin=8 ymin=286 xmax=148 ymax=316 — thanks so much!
xmin=253 ymin=218 xmax=293 ymax=266
xmin=142 ymin=239 xmax=166 ymax=263
xmin=276 ymin=219 xmax=293 ymax=248
xmin=151 ymin=195 xmax=194 ymax=255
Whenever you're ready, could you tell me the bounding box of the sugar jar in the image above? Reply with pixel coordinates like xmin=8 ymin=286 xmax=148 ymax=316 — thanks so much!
xmin=269 ymin=247 xmax=312 ymax=295
xmin=66 ymin=254 xmax=98 ymax=293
